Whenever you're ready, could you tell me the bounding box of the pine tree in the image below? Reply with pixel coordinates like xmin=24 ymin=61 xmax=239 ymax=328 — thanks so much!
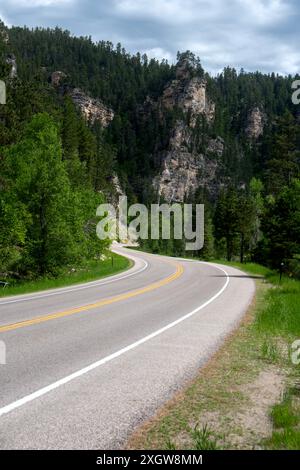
xmin=262 ymin=179 xmax=300 ymax=267
xmin=214 ymin=188 xmax=240 ymax=261
xmin=265 ymin=111 xmax=300 ymax=195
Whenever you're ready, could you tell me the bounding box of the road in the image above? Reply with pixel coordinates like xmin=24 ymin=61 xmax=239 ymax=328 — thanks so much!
xmin=0 ymin=245 xmax=255 ymax=449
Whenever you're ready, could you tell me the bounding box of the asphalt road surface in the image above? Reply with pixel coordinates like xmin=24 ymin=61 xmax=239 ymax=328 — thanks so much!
xmin=0 ymin=245 xmax=255 ymax=449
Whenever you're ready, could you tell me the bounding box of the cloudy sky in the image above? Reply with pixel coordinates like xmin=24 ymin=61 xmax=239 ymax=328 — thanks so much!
xmin=0 ymin=0 xmax=299 ymax=75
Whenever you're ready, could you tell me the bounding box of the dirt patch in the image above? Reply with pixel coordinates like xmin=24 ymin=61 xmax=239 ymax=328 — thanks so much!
xmin=235 ymin=368 xmax=285 ymax=446
xmin=193 ymin=367 xmax=285 ymax=449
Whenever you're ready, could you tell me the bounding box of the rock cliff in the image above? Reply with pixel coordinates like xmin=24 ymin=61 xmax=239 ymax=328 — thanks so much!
xmin=161 ymin=76 xmax=215 ymax=126
xmin=6 ymin=54 xmax=17 ymax=79
xmin=246 ymin=107 xmax=265 ymax=139
xmin=152 ymin=62 xmax=222 ymax=202
xmin=153 ymin=123 xmax=223 ymax=202
xmin=51 ymin=71 xmax=67 ymax=87
xmin=51 ymin=71 xmax=114 ymax=127
xmin=69 ymin=88 xmax=114 ymax=127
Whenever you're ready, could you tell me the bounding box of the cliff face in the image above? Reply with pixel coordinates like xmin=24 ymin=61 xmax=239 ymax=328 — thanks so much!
xmin=51 ymin=70 xmax=66 ymax=87
xmin=152 ymin=63 xmax=222 ymax=202
xmin=69 ymin=88 xmax=114 ymax=127
xmin=246 ymin=107 xmax=266 ymax=139
xmin=6 ymin=54 xmax=17 ymax=79
xmin=51 ymin=71 xmax=114 ymax=127
xmin=0 ymin=26 xmax=17 ymax=79
xmin=153 ymin=126 xmax=224 ymax=202
xmin=161 ymin=76 xmax=215 ymax=126
xmin=0 ymin=27 xmax=9 ymax=45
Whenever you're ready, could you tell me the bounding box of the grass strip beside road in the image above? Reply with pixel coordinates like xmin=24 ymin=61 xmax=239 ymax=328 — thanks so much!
xmin=0 ymin=252 xmax=131 ymax=298
xmin=127 ymin=261 xmax=300 ymax=450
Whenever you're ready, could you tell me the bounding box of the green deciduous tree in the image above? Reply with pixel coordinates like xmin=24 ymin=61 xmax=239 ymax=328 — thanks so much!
xmin=2 ymin=113 xmax=106 ymax=276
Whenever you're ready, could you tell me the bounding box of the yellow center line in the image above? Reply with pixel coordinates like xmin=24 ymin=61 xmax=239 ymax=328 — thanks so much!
xmin=0 ymin=262 xmax=184 ymax=334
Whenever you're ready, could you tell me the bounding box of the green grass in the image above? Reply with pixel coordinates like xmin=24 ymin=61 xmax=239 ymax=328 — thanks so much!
xmin=260 ymin=338 xmax=280 ymax=363
xmin=165 ymin=425 xmax=220 ymax=450
xmin=222 ymin=261 xmax=300 ymax=450
xmin=271 ymin=392 xmax=299 ymax=429
xmin=266 ymin=385 xmax=300 ymax=449
xmin=190 ymin=425 xmax=220 ymax=450
xmin=213 ymin=259 xmax=274 ymax=279
xmin=214 ymin=259 xmax=300 ymax=338
xmin=221 ymin=260 xmax=300 ymax=450
xmin=255 ymin=277 xmax=300 ymax=337
xmin=0 ymin=252 xmax=131 ymax=298
xmin=265 ymin=428 xmax=300 ymax=450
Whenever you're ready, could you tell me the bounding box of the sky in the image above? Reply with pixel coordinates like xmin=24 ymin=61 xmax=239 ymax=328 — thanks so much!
xmin=0 ymin=0 xmax=299 ymax=75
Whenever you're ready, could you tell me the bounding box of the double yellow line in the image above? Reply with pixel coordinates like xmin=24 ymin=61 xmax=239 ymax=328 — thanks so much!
xmin=0 ymin=262 xmax=184 ymax=334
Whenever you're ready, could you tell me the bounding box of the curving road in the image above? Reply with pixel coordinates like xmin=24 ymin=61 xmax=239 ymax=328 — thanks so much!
xmin=0 ymin=245 xmax=255 ymax=449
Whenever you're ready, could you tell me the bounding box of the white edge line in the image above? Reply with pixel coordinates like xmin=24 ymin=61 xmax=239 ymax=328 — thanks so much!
xmin=0 ymin=263 xmax=229 ymax=417
xmin=0 ymin=254 xmax=148 ymax=306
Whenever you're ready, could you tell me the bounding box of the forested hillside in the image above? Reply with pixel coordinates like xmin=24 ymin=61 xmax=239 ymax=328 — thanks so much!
xmin=0 ymin=21 xmax=299 ymax=281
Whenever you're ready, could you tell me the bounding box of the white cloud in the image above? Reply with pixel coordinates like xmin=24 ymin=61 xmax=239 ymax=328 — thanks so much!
xmin=116 ymin=0 xmax=208 ymax=24
xmin=0 ymin=11 xmax=11 ymax=27
xmin=9 ymin=0 xmax=73 ymax=7
xmin=142 ymin=47 xmax=173 ymax=62
xmin=115 ymin=0 xmax=292 ymax=27
xmin=240 ymin=0 xmax=291 ymax=25
xmin=275 ymin=45 xmax=300 ymax=75
xmin=0 ymin=0 xmax=299 ymax=75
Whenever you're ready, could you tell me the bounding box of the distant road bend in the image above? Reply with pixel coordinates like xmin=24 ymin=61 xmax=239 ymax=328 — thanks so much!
xmin=0 ymin=244 xmax=255 ymax=449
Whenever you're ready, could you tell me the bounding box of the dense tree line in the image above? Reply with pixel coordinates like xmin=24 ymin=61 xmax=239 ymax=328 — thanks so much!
xmin=0 ymin=22 xmax=299 ymax=280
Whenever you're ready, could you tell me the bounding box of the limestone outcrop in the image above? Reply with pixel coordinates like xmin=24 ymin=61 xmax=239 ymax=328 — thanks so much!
xmin=246 ymin=107 xmax=266 ymax=139
xmin=69 ymin=88 xmax=114 ymax=127
xmin=151 ymin=61 xmax=222 ymax=202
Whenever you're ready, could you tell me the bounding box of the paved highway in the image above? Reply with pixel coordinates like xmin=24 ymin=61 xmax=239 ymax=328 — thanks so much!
xmin=0 ymin=245 xmax=255 ymax=449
